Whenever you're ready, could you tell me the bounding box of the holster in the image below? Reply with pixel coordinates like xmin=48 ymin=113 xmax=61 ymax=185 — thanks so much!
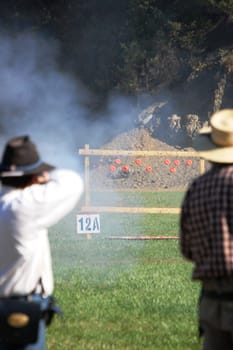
xmin=0 ymin=295 xmax=62 ymax=346
xmin=0 ymin=298 xmax=41 ymax=345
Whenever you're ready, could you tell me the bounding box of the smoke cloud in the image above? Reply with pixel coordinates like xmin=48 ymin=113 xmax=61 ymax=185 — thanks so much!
xmin=0 ymin=31 xmax=138 ymax=171
xmin=0 ymin=30 xmax=148 ymax=276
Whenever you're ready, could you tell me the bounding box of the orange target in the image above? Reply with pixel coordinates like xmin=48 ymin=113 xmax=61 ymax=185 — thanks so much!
xmin=146 ymin=166 xmax=152 ymax=173
xmin=121 ymin=165 xmax=129 ymax=173
xmin=174 ymin=160 xmax=180 ymax=166
xmin=114 ymin=158 xmax=121 ymax=165
xmin=135 ymin=159 xmax=142 ymax=165
xmin=170 ymin=167 xmax=176 ymax=173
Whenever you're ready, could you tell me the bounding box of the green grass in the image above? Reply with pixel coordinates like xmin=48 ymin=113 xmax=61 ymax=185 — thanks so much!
xmin=89 ymin=190 xmax=185 ymax=208
xmin=47 ymin=191 xmax=201 ymax=350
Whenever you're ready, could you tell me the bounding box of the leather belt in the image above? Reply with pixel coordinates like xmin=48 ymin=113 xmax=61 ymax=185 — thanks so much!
xmin=202 ymin=289 xmax=233 ymax=301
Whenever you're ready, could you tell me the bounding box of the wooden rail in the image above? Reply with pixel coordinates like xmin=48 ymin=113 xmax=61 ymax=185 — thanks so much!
xmin=81 ymin=206 xmax=181 ymax=214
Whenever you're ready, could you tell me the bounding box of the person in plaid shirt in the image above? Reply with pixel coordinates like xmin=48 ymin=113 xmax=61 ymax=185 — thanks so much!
xmin=180 ymin=109 xmax=233 ymax=350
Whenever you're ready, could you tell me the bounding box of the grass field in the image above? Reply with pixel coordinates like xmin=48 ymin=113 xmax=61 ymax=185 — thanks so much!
xmin=47 ymin=191 xmax=201 ymax=350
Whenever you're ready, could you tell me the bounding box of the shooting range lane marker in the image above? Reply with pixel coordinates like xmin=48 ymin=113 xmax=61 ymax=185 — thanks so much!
xmin=76 ymin=213 xmax=101 ymax=235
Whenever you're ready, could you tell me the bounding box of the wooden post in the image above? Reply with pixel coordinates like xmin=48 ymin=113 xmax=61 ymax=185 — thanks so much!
xmin=84 ymin=144 xmax=92 ymax=239
xmin=200 ymin=159 xmax=205 ymax=174
xmin=84 ymin=144 xmax=90 ymax=207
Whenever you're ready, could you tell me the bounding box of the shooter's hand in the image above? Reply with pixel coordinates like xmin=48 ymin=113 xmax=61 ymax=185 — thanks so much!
xmin=33 ymin=171 xmax=50 ymax=184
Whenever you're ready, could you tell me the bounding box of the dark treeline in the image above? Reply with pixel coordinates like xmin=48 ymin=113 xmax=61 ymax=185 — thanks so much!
xmin=1 ymin=0 xmax=233 ymax=112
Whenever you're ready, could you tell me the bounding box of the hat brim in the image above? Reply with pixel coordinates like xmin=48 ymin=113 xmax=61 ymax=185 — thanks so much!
xmin=0 ymin=162 xmax=55 ymax=177
xmin=194 ymin=127 xmax=233 ymax=163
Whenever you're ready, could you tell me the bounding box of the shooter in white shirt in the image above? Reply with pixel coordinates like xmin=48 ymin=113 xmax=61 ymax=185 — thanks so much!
xmin=0 ymin=135 xmax=83 ymax=350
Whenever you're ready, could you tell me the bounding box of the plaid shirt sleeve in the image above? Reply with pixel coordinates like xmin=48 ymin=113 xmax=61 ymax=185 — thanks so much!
xmin=180 ymin=187 xmax=194 ymax=261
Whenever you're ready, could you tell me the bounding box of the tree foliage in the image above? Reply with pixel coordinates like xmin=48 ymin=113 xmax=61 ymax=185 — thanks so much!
xmin=1 ymin=0 xmax=233 ymax=103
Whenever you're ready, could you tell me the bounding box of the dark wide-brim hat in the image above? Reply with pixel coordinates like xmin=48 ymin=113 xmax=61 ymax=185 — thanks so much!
xmin=194 ymin=109 xmax=233 ymax=164
xmin=0 ymin=135 xmax=55 ymax=177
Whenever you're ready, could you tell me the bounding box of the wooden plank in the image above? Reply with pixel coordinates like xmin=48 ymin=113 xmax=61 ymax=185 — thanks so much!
xmin=80 ymin=206 xmax=180 ymax=214
xmin=108 ymin=235 xmax=179 ymax=240
xmin=78 ymin=149 xmax=198 ymax=157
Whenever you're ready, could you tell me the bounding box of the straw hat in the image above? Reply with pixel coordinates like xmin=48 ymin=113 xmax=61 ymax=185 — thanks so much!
xmin=194 ymin=109 xmax=233 ymax=163
xmin=0 ymin=135 xmax=55 ymax=177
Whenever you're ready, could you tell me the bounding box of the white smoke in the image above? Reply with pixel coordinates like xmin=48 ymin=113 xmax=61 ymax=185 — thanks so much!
xmin=0 ymin=31 xmax=149 ymax=271
xmin=0 ymin=32 xmax=90 ymax=170
xmin=0 ymin=31 xmax=138 ymax=172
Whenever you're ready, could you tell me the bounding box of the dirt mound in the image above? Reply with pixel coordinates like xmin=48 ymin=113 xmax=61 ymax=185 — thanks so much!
xmin=89 ymin=128 xmax=203 ymax=190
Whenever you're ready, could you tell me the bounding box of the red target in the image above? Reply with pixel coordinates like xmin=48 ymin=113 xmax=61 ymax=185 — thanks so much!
xmin=164 ymin=159 xmax=171 ymax=165
xmin=114 ymin=158 xmax=121 ymax=165
xmin=121 ymin=165 xmax=129 ymax=173
xmin=186 ymin=159 xmax=192 ymax=166
xmin=146 ymin=166 xmax=152 ymax=173
xmin=135 ymin=159 xmax=142 ymax=165
xmin=174 ymin=160 xmax=180 ymax=166
xmin=109 ymin=165 xmax=116 ymax=172
xmin=170 ymin=167 xmax=176 ymax=173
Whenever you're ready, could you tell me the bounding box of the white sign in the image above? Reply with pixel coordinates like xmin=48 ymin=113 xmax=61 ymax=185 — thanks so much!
xmin=76 ymin=214 xmax=100 ymax=234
